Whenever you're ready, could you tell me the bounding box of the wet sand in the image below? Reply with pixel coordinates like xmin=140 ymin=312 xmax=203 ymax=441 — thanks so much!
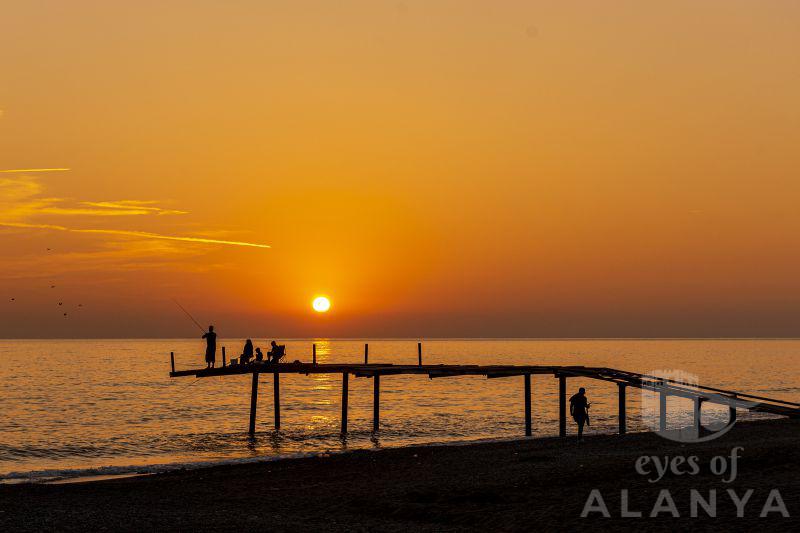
xmin=1 ymin=419 xmax=797 ymax=531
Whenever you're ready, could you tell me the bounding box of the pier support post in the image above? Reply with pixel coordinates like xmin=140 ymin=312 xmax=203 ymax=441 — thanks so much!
xmin=341 ymin=373 xmax=349 ymax=434
xmin=249 ymin=372 xmax=259 ymax=436
xmin=273 ymin=372 xmax=281 ymax=430
xmin=313 ymin=343 xmax=317 ymax=365
xmin=729 ymin=394 xmax=737 ymax=425
xmin=618 ymin=383 xmax=627 ymax=435
xmin=524 ymin=374 xmax=532 ymax=436
xmin=373 ymin=374 xmax=380 ymax=432
xmin=365 ymin=343 xmax=369 ymax=365
xmin=170 ymin=352 xmax=175 ymax=373
xmin=693 ymin=397 xmax=704 ymax=438
xmin=222 ymin=346 xmax=226 ymax=368
xmin=418 ymin=342 xmax=422 ymax=366
xmin=558 ymin=375 xmax=567 ymax=437
xmin=659 ymin=388 xmax=667 ymax=432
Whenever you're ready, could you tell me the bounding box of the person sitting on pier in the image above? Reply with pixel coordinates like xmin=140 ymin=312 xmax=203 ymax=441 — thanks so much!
xmin=202 ymin=325 xmax=217 ymax=369
xmin=267 ymin=341 xmax=286 ymax=363
xmin=255 ymin=347 xmax=264 ymax=362
xmin=569 ymin=387 xmax=591 ymax=442
xmin=240 ymin=339 xmax=254 ymax=364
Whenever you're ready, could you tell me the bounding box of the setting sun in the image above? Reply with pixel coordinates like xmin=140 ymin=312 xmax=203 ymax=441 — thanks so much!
xmin=312 ymin=297 xmax=331 ymax=313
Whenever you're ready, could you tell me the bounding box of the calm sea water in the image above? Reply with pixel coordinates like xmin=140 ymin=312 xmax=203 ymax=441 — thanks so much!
xmin=1 ymin=339 xmax=799 ymax=482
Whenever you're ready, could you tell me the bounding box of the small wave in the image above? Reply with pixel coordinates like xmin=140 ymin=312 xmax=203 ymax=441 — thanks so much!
xmin=0 ymin=429 xmax=617 ymax=484
xmin=0 ymin=451 xmax=324 ymax=484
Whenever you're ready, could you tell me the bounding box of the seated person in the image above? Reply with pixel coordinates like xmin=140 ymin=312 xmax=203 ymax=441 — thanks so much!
xmin=255 ymin=347 xmax=264 ymax=362
xmin=240 ymin=339 xmax=254 ymax=364
xmin=267 ymin=341 xmax=286 ymax=363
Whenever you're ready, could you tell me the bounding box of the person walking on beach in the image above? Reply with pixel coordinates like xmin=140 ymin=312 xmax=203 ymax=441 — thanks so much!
xmin=202 ymin=325 xmax=217 ymax=368
xmin=569 ymin=387 xmax=590 ymax=442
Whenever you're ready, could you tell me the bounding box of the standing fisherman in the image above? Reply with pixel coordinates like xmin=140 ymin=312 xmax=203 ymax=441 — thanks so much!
xmin=202 ymin=325 xmax=217 ymax=368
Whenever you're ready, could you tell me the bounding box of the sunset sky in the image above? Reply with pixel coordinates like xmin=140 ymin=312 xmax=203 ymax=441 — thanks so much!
xmin=2 ymin=1 xmax=799 ymax=338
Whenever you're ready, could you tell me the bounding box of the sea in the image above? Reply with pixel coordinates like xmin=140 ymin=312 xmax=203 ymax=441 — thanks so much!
xmin=1 ymin=339 xmax=798 ymax=483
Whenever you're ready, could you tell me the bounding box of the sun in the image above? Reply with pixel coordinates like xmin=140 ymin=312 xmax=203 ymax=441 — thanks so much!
xmin=312 ymin=296 xmax=331 ymax=313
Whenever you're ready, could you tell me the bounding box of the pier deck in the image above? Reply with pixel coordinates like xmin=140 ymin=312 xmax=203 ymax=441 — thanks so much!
xmin=169 ymin=346 xmax=800 ymax=437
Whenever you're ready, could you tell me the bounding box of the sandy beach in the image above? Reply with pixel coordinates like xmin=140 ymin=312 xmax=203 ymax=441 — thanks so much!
xmin=1 ymin=418 xmax=797 ymax=531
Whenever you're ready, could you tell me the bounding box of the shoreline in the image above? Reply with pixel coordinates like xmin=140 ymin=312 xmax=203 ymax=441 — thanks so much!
xmin=2 ymin=420 xmax=762 ymax=486
xmin=1 ymin=433 xmax=551 ymax=485
xmin=1 ymin=418 xmax=797 ymax=530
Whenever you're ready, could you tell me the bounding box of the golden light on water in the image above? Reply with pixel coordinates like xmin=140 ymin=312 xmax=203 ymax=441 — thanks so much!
xmin=312 ymin=296 xmax=331 ymax=313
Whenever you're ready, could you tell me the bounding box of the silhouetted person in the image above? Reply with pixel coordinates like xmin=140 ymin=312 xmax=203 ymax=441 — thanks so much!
xmin=569 ymin=387 xmax=590 ymax=442
xmin=202 ymin=325 xmax=217 ymax=368
xmin=240 ymin=339 xmax=254 ymax=364
xmin=255 ymin=347 xmax=264 ymax=362
xmin=267 ymin=341 xmax=285 ymax=363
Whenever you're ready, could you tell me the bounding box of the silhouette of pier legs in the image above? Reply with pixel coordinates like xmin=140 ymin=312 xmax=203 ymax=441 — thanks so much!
xmin=249 ymin=372 xmax=259 ymax=436
xmin=341 ymin=373 xmax=349 ymax=434
xmin=273 ymin=372 xmax=281 ymax=430
xmin=558 ymin=375 xmax=567 ymax=437
xmin=373 ymin=374 xmax=380 ymax=432
xmin=524 ymin=374 xmax=532 ymax=437
xmin=693 ymin=397 xmax=704 ymax=438
xmin=169 ymin=357 xmax=800 ymax=438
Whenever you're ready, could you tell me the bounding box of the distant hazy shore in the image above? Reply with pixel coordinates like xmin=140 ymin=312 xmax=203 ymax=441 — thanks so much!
xmin=2 ymin=419 xmax=797 ymax=531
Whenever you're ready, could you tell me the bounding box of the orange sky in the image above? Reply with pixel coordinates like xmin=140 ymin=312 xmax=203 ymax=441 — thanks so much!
xmin=2 ymin=1 xmax=800 ymax=338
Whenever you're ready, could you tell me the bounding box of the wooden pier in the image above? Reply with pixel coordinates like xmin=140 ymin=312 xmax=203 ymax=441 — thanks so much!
xmin=169 ymin=345 xmax=800 ymax=438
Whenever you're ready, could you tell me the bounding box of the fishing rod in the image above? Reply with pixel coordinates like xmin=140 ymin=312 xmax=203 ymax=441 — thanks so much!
xmin=172 ymin=299 xmax=206 ymax=333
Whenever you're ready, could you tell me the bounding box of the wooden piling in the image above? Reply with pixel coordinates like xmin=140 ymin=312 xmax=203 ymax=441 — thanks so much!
xmin=222 ymin=346 xmax=226 ymax=368
xmin=524 ymin=374 xmax=532 ymax=436
xmin=693 ymin=397 xmax=703 ymax=437
xmin=341 ymin=373 xmax=349 ymax=434
xmin=618 ymin=383 xmax=627 ymax=435
xmin=558 ymin=374 xmax=567 ymax=437
xmin=313 ymin=343 xmax=317 ymax=365
xmin=659 ymin=389 xmax=667 ymax=432
xmin=273 ymin=372 xmax=281 ymax=430
xmin=249 ymin=372 xmax=259 ymax=435
xmin=418 ymin=342 xmax=422 ymax=366
xmin=170 ymin=352 xmax=175 ymax=373
xmin=373 ymin=374 xmax=380 ymax=432
xmin=364 ymin=343 xmax=369 ymax=365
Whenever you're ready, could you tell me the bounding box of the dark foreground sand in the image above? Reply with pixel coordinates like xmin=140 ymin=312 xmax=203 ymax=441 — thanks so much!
xmin=2 ymin=419 xmax=798 ymax=531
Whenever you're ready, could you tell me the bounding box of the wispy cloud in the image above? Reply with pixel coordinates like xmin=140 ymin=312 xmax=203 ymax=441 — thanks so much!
xmin=0 ymin=238 xmax=200 ymax=280
xmin=0 ymin=222 xmax=270 ymax=249
xmin=0 ymin=168 xmax=71 ymax=173
xmin=0 ymin=176 xmax=182 ymax=219
xmin=0 ymin=175 xmax=271 ymax=249
xmin=82 ymin=200 xmax=188 ymax=216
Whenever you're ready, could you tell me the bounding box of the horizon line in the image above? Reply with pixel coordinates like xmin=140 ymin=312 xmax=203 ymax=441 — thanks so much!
xmin=2 ymin=336 xmax=800 ymax=341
